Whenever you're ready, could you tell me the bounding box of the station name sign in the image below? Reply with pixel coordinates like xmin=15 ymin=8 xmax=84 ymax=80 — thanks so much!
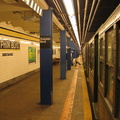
xmin=40 ymin=36 xmax=51 ymax=49
xmin=2 ymin=53 xmax=13 ymax=56
xmin=0 ymin=40 xmax=20 ymax=49
xmin=40 ymin=36 xmax=51 ymax=43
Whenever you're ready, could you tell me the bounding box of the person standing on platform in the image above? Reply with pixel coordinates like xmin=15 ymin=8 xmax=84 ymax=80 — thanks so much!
xmin=72 ymin=57 xmax=81 ymax=66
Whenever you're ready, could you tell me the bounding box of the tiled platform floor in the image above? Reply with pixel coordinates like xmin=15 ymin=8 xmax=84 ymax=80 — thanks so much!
xmin=0 ymin=56 xmax=92 ymax=120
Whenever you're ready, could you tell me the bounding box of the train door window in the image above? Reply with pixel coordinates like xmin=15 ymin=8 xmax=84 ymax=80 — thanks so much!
xmin=105 ymin=27 xmax=114 ymax=105
xmin=100 ymin=38 xmax=104 ymax=85
xmin=53 ymin=49 xmax=56 ymax=55
xmin=90 ymin=43 xmax=92 ymax=69
xmin=107 ymin=30 xmax=113 ymax=63
xmin=90 ymin=42 xmax=94 ymax=75
xmin=100 ymin=38 xmax=104 ymax=56
xmin=88 ymin=44 xmax=91 ymax=69
xmin=92 ymin=42 xmax=94 ymax=72
xmin=86 ymin=44 xmax=89 ymax=78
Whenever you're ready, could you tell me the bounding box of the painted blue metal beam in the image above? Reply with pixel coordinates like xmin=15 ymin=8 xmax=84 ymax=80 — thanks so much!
xmin=40 ymin=10 xmax=53 ymax=105
xmin=67 ymin=37 xmax=71 ymax=70
xmin=60 ymin=30 xmax=66 ymax=79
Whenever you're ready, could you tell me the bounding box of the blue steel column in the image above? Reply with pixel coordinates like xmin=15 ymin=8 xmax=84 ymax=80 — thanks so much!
xmin=76 ymin=46 xmax=80 ymax=57
xmin=74 ymin=44 xmax=79 ymax=57
xmin=60 ymin=30 xmax=66 ymax=79
xmin=74 ymin=44 xmax=78 ymax=58
xmin=67 ymin=37 xmax=71 ymax=70
xmin=40 ymin=10 xmax=53 ymax=105
xmin=72 ymin=42 xmax=79 ymax=58
xmin=71 ymin=41 xmax=76 ymax=58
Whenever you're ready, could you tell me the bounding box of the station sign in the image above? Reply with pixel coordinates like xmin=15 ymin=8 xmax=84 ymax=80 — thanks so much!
xmin=0 ymin=40 xmax=20 ymax=49
xmin=2 ymin=53 xmax=13 ymax=56
xmin=40 ymin=36 xmax=51 ymax=49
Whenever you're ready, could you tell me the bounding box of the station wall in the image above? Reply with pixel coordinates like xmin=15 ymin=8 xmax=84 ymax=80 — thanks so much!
xmin=0 ymin=22 xmax=40 ymax=86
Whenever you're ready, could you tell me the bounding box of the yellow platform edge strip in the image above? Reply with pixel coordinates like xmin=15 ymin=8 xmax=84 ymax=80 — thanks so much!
xmin=0 ymin=28 xmax=39 ymax=42
xmin=59 ymin=69 xmax=78 ymax=120
xmin=82 ymin=65 xmax=93 ymax=120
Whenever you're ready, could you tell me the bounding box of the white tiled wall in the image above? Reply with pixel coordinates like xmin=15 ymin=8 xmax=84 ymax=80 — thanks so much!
xmin=0 ymin=38 xmax=40 ymax=84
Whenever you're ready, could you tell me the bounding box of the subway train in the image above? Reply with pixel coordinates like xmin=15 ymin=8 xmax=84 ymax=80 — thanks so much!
xmin=82 ymin=4 xmax=120 ymax=120
xmin=52 ymin=46 xmax=60 ymax=64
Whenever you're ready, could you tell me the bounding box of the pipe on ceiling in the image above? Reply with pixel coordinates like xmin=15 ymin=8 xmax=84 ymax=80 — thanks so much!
xmin=53 ymin=0 xmax=77 ymax=42
xmin=53 ymin=0 xmax=62 ymax=13
xmin=83 ymin=0 xmax=96 ymax=41
xmin=53 ymin=0 xmax=69 ymax=27
xmin=36 ymin=0 xmax=65 ymax=31
xmin=81 ymin=0 xmax=89 ymax=42
xmin=88 ymin=0 xmax=101 ymax=31
xmin=77 ymin=0 xmax=82 ymax=43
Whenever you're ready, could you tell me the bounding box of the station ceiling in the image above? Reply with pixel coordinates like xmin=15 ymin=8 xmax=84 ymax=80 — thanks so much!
xmin=0 ymin=0 xmax=119 ymax=48
xmin=0 ymin=0 xmax=40 ymax=33
xmin=0 ymin=0 xmax=60 ymax=45
xmin=45 ymin=0 xmax=120 ymax=47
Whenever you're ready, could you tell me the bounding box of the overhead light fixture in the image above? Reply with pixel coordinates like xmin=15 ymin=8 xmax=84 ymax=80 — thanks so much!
xmin=2 ymin=0 xmax=18 ymax=3
xmin=22 ymin=0 xmax=42 ymax=16
xmin=62 ymin=0 xmax=80 ymax=47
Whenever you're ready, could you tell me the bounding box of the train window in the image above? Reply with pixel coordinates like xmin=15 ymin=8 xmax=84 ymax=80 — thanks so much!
xmin=100 ymin=62 xmax=104 ymax=85
xmin=90 ymin=42 xmax=94 ymax=74
xmin=106 ymin=29 xmax=114 ymax=63
xmin=99 ymin=38 xmax=104 ymax=85
xmin=100 ymin=38 xmax=104 ymax=56
xmin=105 ymin=28 xmax=114 ymax=105
xmin=90 ymin=43 xmax=92 ymax=69
xmin=106 ymin=67 xmax=114 ymax=105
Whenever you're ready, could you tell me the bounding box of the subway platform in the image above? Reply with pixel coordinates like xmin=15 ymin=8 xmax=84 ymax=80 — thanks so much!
xmin=0 ymin=56 xmax=92 ymax=120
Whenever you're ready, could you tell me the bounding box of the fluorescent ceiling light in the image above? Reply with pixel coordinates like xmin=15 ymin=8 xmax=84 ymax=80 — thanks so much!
xmin=34 ymin=3 xmax=37 ymax=11
xmin=62 ymin=0 xmax=80 ymax=47
xmin=63 ymin=0 xmax=74 ymax=16
xmin=22 ymin=0 xmax=42 ymax=16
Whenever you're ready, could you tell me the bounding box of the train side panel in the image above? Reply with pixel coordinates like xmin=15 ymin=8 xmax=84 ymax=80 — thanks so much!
xmin=82 ymin=5 xmax=120 ymax=120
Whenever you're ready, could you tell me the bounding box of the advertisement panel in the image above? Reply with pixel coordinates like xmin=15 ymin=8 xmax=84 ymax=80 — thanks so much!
xmin=28 ymin=47 xmax=36 ymax=63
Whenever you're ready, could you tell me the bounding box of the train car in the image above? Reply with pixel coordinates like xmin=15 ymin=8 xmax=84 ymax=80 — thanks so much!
xmin=52 ymin=46 xmax=60 ymax=64
xmin=82 ymin=4 xmax=120 ymax=120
